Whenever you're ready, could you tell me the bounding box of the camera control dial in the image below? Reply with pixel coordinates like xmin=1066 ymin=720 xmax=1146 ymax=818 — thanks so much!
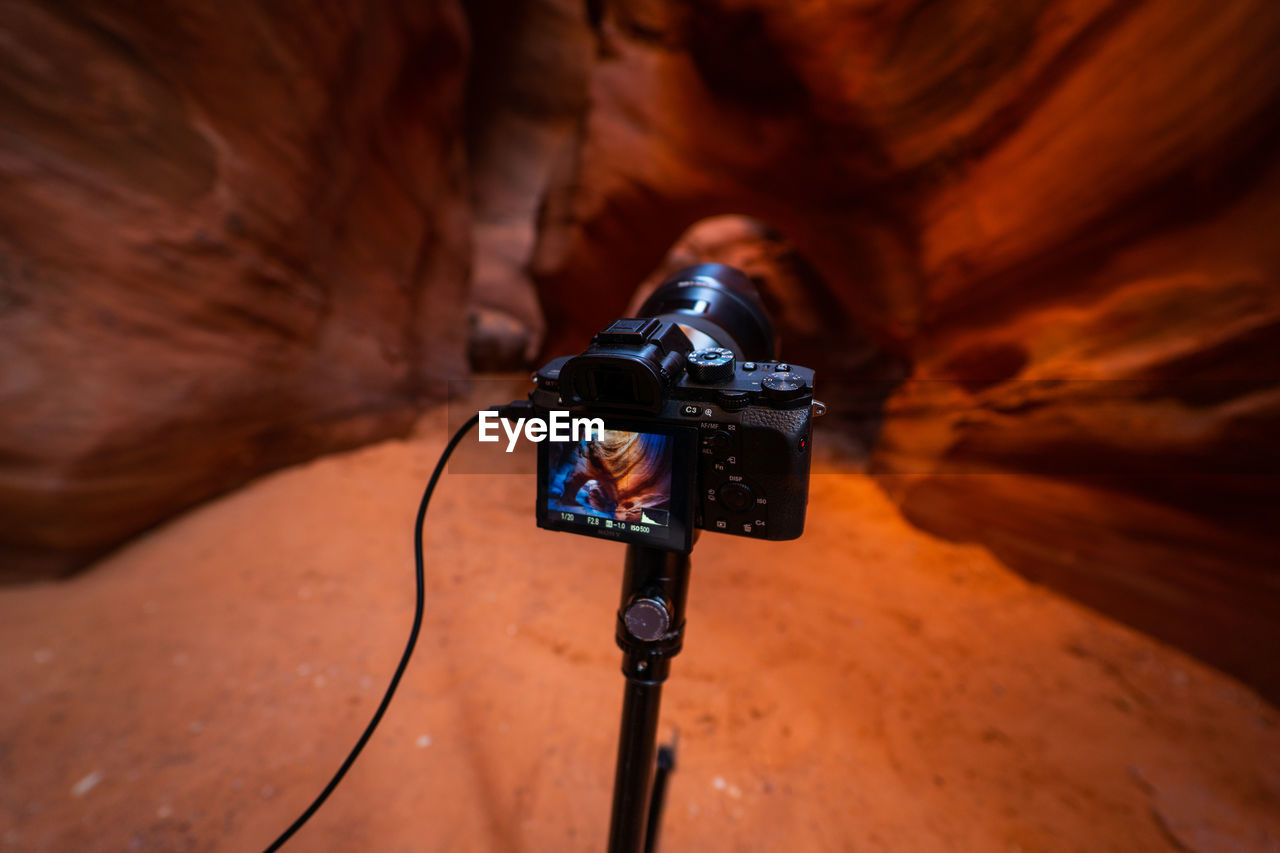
xmin=718 ymin=482 xmax=755 ymax=514
xmin=687 ymin=347 xmax=736 ymax=383
xmin=715 ymin=389 xmax=750 ymax=411
xmin=761 ymin=372 xmax=809 ymax=406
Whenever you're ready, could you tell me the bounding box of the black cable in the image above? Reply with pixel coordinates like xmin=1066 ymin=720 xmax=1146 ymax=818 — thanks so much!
xmin=263 ymin=412 xmax=481 ymax=852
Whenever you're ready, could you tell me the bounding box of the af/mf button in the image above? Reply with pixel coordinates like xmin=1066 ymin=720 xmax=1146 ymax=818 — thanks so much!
xmin=705 ymin=430 xmax=732 ymax=453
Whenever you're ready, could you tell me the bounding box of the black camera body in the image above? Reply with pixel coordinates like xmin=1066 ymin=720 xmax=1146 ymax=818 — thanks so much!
xmin=532 ymin=307 xmax=815 ymax=553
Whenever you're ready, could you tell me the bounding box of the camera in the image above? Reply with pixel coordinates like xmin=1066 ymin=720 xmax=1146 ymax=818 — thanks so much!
xmin=531 ymin=264 xmax=816 ymax=553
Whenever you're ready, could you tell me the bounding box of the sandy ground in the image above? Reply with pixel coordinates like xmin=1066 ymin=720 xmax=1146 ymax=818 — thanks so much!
xmin=2 ymin=401 xmax=1278 ymax=852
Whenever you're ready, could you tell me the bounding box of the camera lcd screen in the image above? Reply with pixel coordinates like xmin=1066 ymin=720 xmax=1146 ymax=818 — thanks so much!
xmin=537 ymin=423 xmax=694 ymax=551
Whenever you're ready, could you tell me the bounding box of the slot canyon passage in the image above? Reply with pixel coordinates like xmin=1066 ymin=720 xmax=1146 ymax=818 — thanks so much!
xmin=1 ymin=1 xmax=1279 ymax=851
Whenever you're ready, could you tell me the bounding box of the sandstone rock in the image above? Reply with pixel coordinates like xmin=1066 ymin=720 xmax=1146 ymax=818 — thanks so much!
xmin=877 ymin=157 xmax=1280 ymax=698
xmin=463 ymin=0 xmax=593 ymax=369
xmin=0 ymin=1 xmax=471 ymax=578
xmin=528 ymin=0 xmax=1280 ymax=699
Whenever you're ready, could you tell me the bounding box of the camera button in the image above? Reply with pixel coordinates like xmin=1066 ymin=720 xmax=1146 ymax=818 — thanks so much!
xmin=680 ymin=404 xmax=701 ymax=417
xmin=741 ymin=362 xmax=757 ymax=371
xmin=776 ymin=363 xmax=791 ymax=372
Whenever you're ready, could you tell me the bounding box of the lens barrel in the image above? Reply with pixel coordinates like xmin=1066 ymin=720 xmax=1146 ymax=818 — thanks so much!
xmin=637 ymin=263 xmax=776 ymax=362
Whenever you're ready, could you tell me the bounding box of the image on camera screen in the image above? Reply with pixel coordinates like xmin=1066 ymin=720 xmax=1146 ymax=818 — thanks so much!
xmin=545 ymin=429 xmax=673 ymax=528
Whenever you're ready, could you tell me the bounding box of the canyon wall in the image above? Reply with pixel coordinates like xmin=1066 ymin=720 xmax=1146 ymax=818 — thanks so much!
xmin=0 ymin=1 xmax=471 ymax=577
xmin=528 ymin=0 xmax=1280 ymax=699
xmin=3 ymin=0 xmax=1277 ymax=700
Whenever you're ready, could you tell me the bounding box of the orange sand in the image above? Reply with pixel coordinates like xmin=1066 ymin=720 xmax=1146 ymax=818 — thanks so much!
xmin=2 ymin=406 xmax=1277 ymax=852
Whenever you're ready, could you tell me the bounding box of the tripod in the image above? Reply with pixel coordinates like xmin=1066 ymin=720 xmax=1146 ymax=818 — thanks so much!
xmin=607 ymin=544 xmax=693 ymax=853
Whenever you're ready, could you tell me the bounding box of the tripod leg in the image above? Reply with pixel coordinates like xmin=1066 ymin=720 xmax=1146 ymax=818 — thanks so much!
xmin=643 ymin=734 xmax=678 ymax=853
xmin=607 ymin=545 xmax=692 ymax=853
xmin=608 ymin=679 xmax=663 ymax=853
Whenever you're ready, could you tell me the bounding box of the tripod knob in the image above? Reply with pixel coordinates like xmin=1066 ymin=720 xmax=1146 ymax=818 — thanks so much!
xmin=623 ymin=597 xmax=671 ymax=642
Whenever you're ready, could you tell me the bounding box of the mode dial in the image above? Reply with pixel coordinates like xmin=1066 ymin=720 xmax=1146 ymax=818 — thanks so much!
xmin=687 ymin=347 xmax=735 ymax=383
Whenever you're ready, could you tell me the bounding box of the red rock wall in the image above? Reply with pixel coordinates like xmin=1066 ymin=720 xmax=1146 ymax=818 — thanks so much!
xmin=3 ymin=0 xmax=1277 ymax=701
xmin=528 ymin=0 xmax=1280 ymax=699
xmin=0 ymin=1 xmax=471 ymax=578
xmin=463 ymin=0 xmax=592 ymax=369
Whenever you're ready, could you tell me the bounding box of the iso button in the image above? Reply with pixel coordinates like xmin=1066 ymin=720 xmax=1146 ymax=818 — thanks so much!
xmin=761 ymin=373 xmax=808 ymax=406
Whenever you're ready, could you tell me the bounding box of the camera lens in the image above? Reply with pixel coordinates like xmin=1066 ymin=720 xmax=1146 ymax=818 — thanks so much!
xmin=637 ymin=263 xmax=776 ymax=361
